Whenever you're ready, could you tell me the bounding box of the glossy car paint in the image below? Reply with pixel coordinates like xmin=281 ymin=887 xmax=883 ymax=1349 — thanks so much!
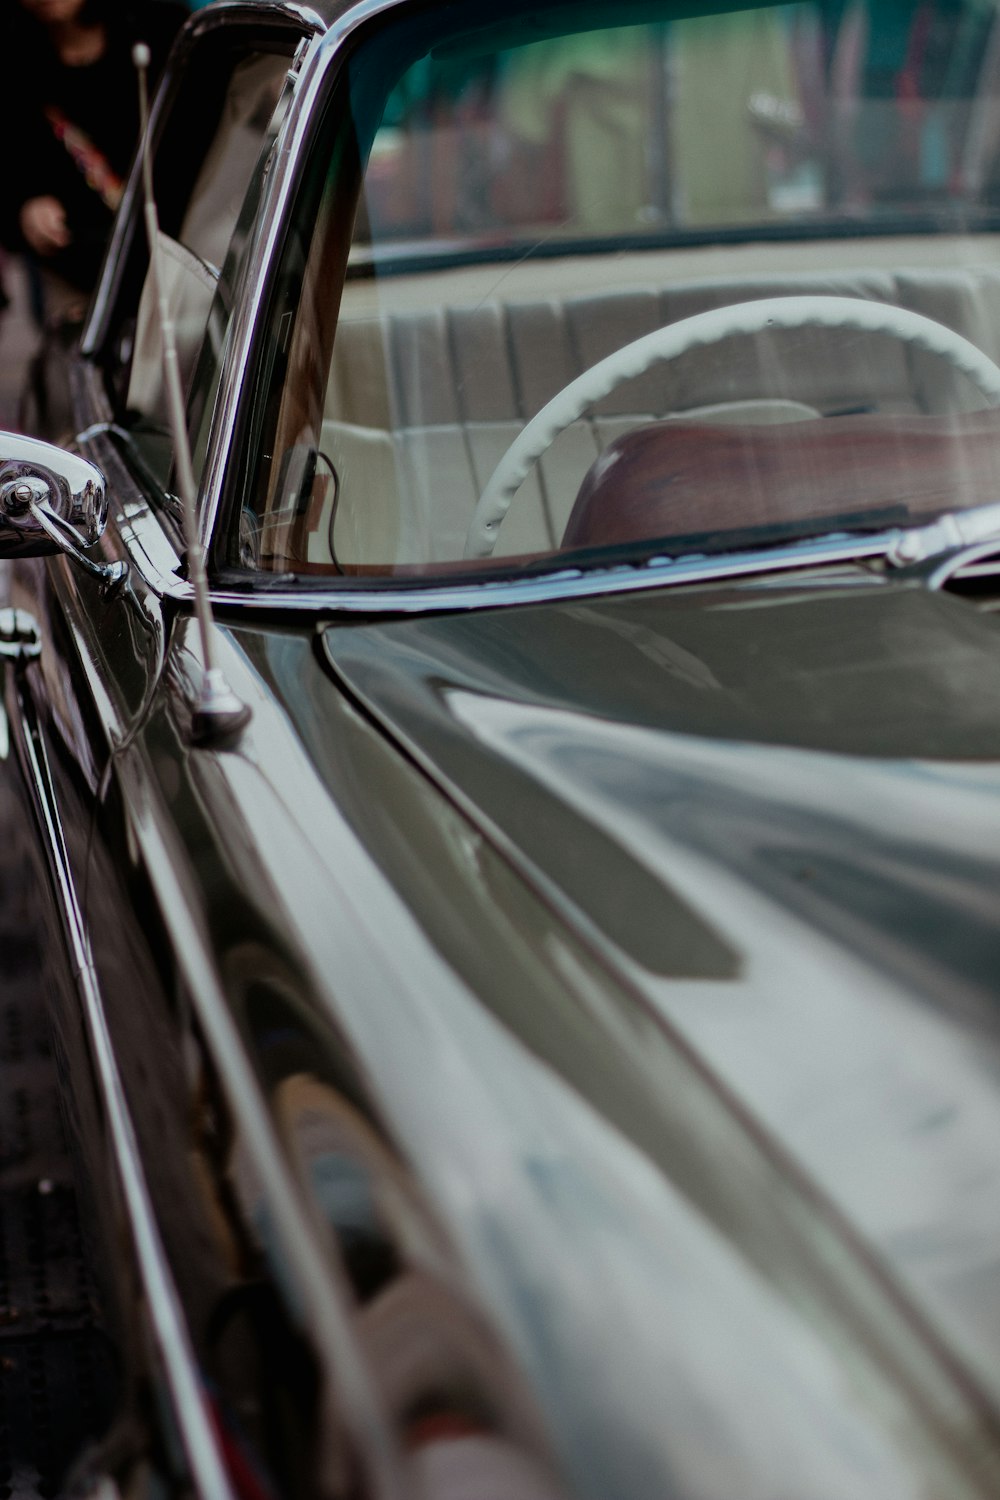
xmin=6 ymin=1 xmax=1000 ymax=1498
xmin=18 ymin=510 xmax=1000 ymax=1496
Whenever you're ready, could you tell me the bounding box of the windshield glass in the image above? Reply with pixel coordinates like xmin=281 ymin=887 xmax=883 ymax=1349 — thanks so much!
xmin=236 ymin=0 xmax=1000 ymax=580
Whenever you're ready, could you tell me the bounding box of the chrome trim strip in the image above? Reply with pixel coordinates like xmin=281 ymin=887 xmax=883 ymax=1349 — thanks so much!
xmin=10 ymin=676 xmax=236 ymax=1500
xmin=198 ymin=532 xmax=890 ymax=617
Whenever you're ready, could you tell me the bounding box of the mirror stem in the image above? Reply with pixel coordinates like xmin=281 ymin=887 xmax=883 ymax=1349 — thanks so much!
xmin=28 ymin=497 xmax=127 ymax=589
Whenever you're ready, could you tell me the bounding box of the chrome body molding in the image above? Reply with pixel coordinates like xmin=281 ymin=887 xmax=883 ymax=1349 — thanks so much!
xmin=8 ymin=670 xmax=237 ymax=1500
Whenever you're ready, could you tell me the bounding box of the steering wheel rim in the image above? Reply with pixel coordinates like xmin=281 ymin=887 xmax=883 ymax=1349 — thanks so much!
xmin=463 ymin=294 xmax=1000 ymax=559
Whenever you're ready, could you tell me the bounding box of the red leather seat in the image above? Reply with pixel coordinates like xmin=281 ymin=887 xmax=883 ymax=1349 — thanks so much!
xmin=563 ymin=410 xmax=1000 ymax=549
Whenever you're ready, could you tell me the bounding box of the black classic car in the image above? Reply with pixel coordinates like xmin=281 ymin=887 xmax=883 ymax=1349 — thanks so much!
xmin=5 ymin=0 xmax=1000 ymax=1495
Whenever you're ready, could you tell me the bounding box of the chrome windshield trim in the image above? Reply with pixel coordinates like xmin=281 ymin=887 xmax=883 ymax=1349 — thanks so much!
xmin=199 ymin=530 xmax=894 ymax=617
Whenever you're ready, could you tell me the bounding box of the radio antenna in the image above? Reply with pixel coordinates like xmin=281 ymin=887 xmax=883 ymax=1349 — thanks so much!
xmin=133 ymin=43 xmax=249 ymax=744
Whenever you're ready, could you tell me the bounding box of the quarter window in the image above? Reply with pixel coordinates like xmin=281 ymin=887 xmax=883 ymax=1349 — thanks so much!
xmin=105 ymin=36 xmax=293 ymax=499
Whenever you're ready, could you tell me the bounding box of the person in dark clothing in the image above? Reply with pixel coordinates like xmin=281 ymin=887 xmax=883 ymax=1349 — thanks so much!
xmin=1 ymin=0 xmax=187 ymax=301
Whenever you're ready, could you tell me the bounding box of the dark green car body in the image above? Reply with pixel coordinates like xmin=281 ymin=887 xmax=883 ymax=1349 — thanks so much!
xmin=7 ymin=0 xmax=1000 ymax=1496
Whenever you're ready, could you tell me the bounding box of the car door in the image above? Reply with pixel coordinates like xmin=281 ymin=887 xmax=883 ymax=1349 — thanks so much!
xmin=4 ymin=12 xmax=333 ymax=1497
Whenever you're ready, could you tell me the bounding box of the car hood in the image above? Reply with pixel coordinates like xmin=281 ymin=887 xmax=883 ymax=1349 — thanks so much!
xmin=316 ymin=577 xmax=1000 ymax=1496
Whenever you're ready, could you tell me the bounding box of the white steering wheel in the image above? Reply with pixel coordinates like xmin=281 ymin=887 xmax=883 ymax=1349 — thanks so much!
xmin=463 ymin=294 xmax=1000 ymax=558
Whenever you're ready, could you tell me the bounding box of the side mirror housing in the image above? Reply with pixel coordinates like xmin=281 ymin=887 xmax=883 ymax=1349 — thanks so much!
xmin=0 ymin=433 xmax=115 ymax=572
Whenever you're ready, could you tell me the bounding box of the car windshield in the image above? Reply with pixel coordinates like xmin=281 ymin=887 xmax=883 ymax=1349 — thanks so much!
xmin=238 ymin=0 xmax=1000 ymax=581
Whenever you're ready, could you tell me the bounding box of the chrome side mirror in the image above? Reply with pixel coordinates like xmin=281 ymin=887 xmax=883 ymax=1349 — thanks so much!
xmin=0 ymin=432 xmax=125 ymax=585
